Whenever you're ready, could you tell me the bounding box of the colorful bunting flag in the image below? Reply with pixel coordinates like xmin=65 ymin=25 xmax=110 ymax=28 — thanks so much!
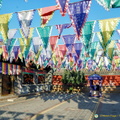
xmin=32 ymin=37 xmax=43 ymax=54
xmin=56 ymin=23 xmax=72 ymax=38
xmin=36 ymin=26 xmax=52 ymax=49
xmin=13 ymin=46 xmax=20 ymax=60
xmin=37 ymin=6 xmax=58 ymax=27
xmin=98 ymin=18 xmax=119 ymax=50
xmin=67 ymin=0 xmax=91 ymax=40
xmin=74 ymin=43 xmax=82 ymax=58
xmin=62 ymin=34 xmax=76 ymax=53
xmin=96 ymin=0 xmax=120 ymax=10
xmin=0 ymin=13 xmax=12 ymax=43
xmin=49 ymin=36 xmax=58 ymax=52
xmin=17 ymin=10 xmax=35 ymax=39
xmin=56 ymin=0 xmax=69 ymax=16
xmin=58 ymin=44 xmax=67 ymax=59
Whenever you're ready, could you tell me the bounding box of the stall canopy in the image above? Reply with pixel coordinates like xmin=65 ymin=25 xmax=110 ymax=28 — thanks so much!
xmin=88 ymin=74 xmax=102 ymax=80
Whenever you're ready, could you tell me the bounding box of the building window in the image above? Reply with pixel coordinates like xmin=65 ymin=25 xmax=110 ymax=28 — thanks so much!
xmin=38 ymin=75 xmax=45 ymax=84
xmin=23 ymin=74 xmax=34 ymax=84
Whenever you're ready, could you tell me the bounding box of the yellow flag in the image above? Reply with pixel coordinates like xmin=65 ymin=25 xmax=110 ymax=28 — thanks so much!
xmin=0 ymin=47 xmax=3 ymax=55
xmin=107 ymin=40 xmax=115 ymax=61
xmin=0 ymin=13 xmax=12 ymax=43
xmin=18 ymin=38 xmax=26 ymax=54
xmin=35 ymin=45 xmax=43 ymax=62
xmin=99 ymin=18 xmax=120 ymax=47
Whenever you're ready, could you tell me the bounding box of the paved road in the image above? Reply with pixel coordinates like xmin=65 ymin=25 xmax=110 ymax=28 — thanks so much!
xmin=0 ymin=92 xmax=100 ymax=120
xmin=94 ymin=93 xmax=120 ymax=120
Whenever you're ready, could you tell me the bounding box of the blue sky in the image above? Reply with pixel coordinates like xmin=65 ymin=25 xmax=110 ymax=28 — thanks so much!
xmin=0 ymin=0 xmax=120 ymax=44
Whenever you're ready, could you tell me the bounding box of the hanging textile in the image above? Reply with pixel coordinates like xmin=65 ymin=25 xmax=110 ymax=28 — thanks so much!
xmin=56 ymin=23 xmax=72 ymax=38
xmin=37 ymin=6 xmax=58 ymax=27
xmin=18 ymin=38 xmax=26 ymax=57
xmin=36 ymin=26 xmax=52 ymax=49
xmin=117 ymin=29 xmax=120 ymax=37
xmin=17 ymin=10 xmax=35 ymax=39
xmin=13 ymin=46 xmax=20 ymax=60
xmin=62 ymin=34 xmax=76 ymax=53
xmin=2 ymin=45 xmax=8 ymax=60
xmin=56 ymin=0 xmax=69 ymax=16
xmin=7 ymin=29 xmax=17 ymax=45
xmin=20 ymin=27 xmax=34 ymax=45
xmin=35 ymin=45 xmax=43 ymax=62
xmin=87 ymin=59 xmax=93 ymax=70
xmin=96 ymin=0 xmax=120 ymax=10
xmin=112 ymin=0 xmax=120 ymax=8
xmin=0 ymin=34 xmax=3 ymax=55
xmin=0 ymin=13 xmax=12 ymax=43
xmin=49 ymin=36 xmax=59 ymax=52
xmin=32 ymin=37 xmax=43 ymax=54
xmin=24 ymin=38 xmax=32 ymax=59
xmin=82 ymin=21 xmax=96 ymax=53
xmin=46 ymin=43 xmax=52 ymax=59
xmin=58 ymin=44 xmax=67 ymax=59
xmin=67 ymin=0 xmax=91 ymax=40
xmin=106 ymin=40 xmax=115 ymax=62
xmin=96 ymin=0 xmax=113 ymax=11
xmin=0 ymin=0 xmax=2 ymax=8
xmin=89 ymin=41 xmax=100 ymax=59
xmin=8 ymin=38 xmax=17 ymax=55
xmin=98 ymin=18 xmax=119 ymax=51
xmin=74 ymin=43 xmax=82 ymax=58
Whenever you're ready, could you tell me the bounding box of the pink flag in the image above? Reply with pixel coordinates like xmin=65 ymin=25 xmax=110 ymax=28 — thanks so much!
xmin=58 ymin=45 xmax=67 ymax=59
xmin=38 ymin=6 xmax=58 ymax=27
xmin=49 ymin=36 xmax=59 ymax=51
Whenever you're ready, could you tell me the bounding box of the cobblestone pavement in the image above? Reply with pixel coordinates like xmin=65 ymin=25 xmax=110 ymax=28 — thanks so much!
xmin=93 ymin=93 xmax=120 ymax=120
xmin=0 ymin=92 xmax=100 ymax=120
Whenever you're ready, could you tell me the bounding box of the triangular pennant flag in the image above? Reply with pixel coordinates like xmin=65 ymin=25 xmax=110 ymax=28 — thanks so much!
xmin=20 ymin=27 xmax=34 ymax=45
xmin=24 ymin=38 xmax=32 ymax=59
xmin=67 ymin=0 xmax=91 ymax=40
xmin=82 ymin=21 xmax=96 ymax=50
xmin=0 ymin=0 xmax=2 ymax=8
xmin=8 ymin=38 xmax=17 ymax=55
xmin=98 ymin=18 xmax=120 ymax=49
xmin=46 ymin=43 xmax=52 ymax=59
xmin=36 ymin=26 xmax=52 ymax=49
xmin=7 ymin=29 xmax=17 ymax=45
xmin=32 ymin=37 xmax=43 ymax=54
xmin=62 ymin=34 xmax=76 ymax=53
xmin=96 ymin=0 xmax=113 ymax=11
xmin=107 ymin=40 xmax=115 ymax=62
xmin=112 ymin=0 xmax=120 ymax=8
xmin=0 ymin=13 xmax=12 ymax=43
xmin=13 ymin=46 xmax=20 ymax=59
xmin=7 ymin=29 xmax=17 ymax=40
xmin=58 ymin=44 xmax=67 ymax=59
xmin=56 ymin=23 xmax=72 ymax=38
xmin=35 ymin=45 xmax=43 ymax=62
xmin=74 ymin=43 xmax=82 ymax=58
xmin=89 ymin=41 xmax=100 ymax=59
xmin=2 ymin=45 xmax=9 ymax=60
xmin=17 ymin=10 xmax=35 ymax=39
xmin=49 ymin=36 xmax=58 ymax=52
xmin=56 ymin=0 xmax=69 ymax=16
xmin=37 ymin=6 xmax=58 ymax=27
xmin=18 ymin=38 xmax=26 ymax=57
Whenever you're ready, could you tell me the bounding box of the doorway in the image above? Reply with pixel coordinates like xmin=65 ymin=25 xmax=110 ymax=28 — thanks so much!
xmin=2 ymin=75 xmax=12 ymax=96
